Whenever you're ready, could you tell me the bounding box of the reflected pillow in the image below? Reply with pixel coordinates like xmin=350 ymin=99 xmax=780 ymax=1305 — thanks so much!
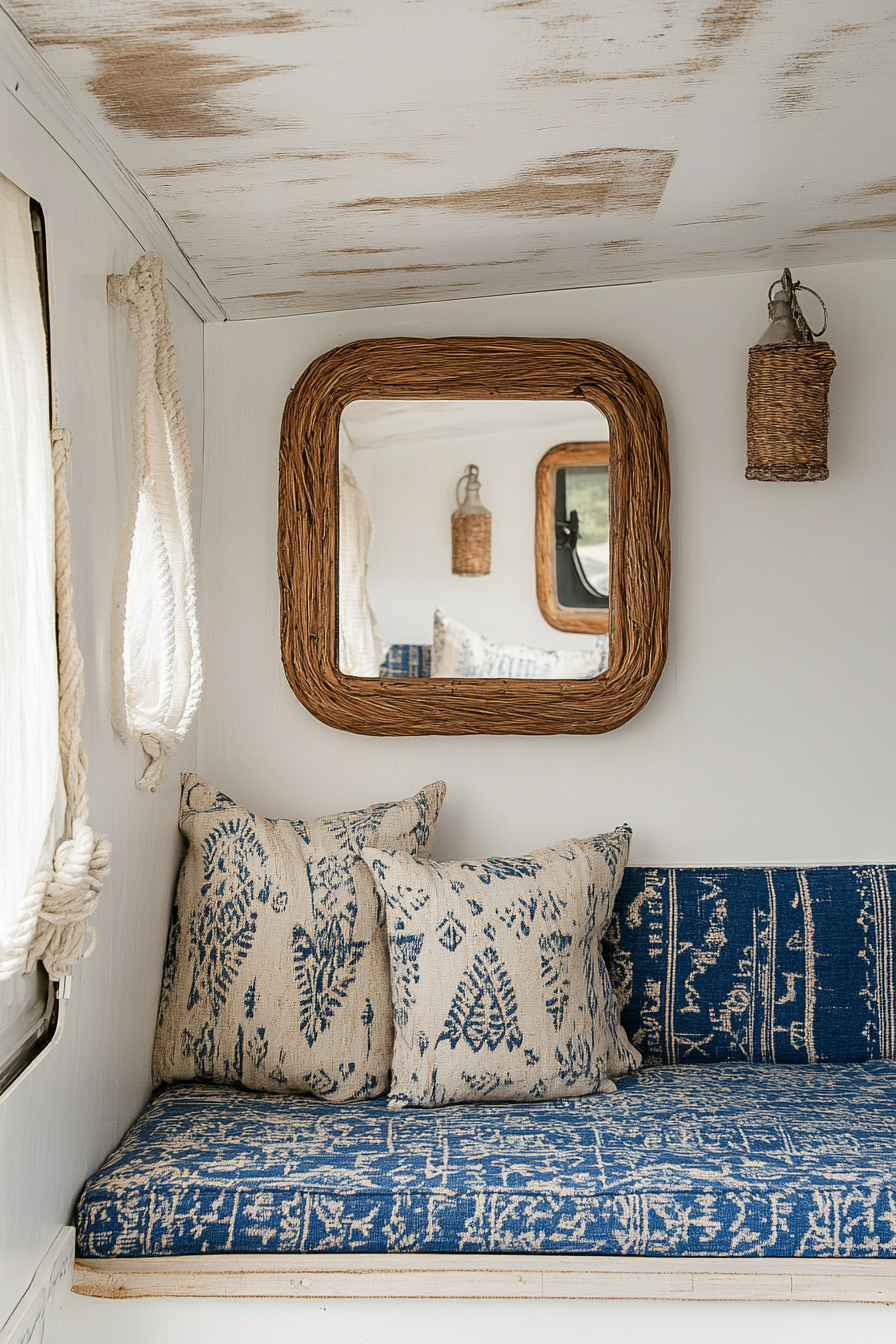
xmin=152 ymin=774 xmax=446 ymax=1101
xmin=432 ymin=608 xmax=608 ymax=679
xmin=364 ymin=825 xmax=639 ymax=1109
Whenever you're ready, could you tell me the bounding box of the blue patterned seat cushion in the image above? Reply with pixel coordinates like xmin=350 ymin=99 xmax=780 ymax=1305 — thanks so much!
xmin=605 ymin=866 xmax=896 ymax=1066
xmin=78 ymin=1062 xmax=896 ymax=1258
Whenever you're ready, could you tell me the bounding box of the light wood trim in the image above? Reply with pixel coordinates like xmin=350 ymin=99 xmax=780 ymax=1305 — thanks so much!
xmin=279 ymin=337 xmax=670 ymax=736
xmin=73 ymin=1254 xmax=896 ymax=1303
xmin=535 ymin=441 xmax=611 ymax=635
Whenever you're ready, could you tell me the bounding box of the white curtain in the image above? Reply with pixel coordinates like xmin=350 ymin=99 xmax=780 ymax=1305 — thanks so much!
xmin=0 ymin=174 xmax=60 ymax=979
xmin=109 ymin=254 xmax=202 ymax=791
xmin=338 ymin=463 xmax=385 ymax=677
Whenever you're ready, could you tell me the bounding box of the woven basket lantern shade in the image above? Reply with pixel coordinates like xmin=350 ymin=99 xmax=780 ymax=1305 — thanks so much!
xmin=746 ymin=343 xmax=836 ymax=481
xmin=451 ymin=512 xmax=491 ymax=575
xmin=746 ymin=267 xmax=836 ymax=483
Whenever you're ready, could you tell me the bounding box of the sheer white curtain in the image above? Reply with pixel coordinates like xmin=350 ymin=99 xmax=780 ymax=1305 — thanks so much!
xmin=1 ymin=174 xmax=110 ymax=985
xmin=108 ymin=254 xmax=202 ymax=791
xmin=0 ymin=173 xmax=60 ymax=979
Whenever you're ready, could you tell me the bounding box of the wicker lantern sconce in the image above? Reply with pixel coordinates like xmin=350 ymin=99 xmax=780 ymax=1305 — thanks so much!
xmin=451 ymin=464 xmax=491 ymax=575
xmin=746 ymin=268 xmax=836 ymax=481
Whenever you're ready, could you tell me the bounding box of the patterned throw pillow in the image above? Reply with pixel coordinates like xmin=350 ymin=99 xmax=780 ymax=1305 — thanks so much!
xmin=152 ymin=775 xmax=446 ymax=1101
xmin=363 ymin=826 xmax=639 ymax=1108
xmin=432 ymin=608 xmax=608 ymax=679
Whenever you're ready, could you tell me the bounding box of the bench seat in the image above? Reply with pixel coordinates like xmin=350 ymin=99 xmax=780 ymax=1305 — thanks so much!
xmin=77 ymin=1061 xmax=896 ymax=1260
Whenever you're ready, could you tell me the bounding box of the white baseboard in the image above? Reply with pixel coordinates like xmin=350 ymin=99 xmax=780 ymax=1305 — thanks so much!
xmin=1 ymin=1228 xmax=75 ymax=1344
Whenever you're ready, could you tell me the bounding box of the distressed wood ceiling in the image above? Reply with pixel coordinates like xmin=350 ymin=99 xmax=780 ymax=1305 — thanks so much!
xmin=6 ymin=0 xmax=896 ymax=319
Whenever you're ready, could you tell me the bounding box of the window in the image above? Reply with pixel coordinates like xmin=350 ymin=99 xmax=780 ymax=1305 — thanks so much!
xmin=0 ymin=183 xmax=60 ymax=1094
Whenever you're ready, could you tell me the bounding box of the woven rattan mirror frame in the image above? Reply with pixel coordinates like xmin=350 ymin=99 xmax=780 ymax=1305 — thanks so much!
xmin=278 ymin=337 xmax=670 ymax=736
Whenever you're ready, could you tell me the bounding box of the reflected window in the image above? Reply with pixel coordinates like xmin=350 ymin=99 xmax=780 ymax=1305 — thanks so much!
xmin=536 ymin=442 xmax=610 ymax=635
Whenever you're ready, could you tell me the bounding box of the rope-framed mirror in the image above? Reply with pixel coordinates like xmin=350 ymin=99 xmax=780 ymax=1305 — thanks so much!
xmin=278 ymin=337 xmax=670 ymax=735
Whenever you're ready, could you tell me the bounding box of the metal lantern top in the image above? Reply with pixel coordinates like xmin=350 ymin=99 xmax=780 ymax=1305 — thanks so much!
xmin=454 ymin=464 xmax=490 ymax=516
xmin=754 ymin=268 xmax=828 ymax=347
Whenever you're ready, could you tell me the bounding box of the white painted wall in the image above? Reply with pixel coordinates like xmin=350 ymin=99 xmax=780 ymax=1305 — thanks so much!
xmin=60 ymin=1292 xmax=896 ymax=1344
xmin=0 ymin=80 xmax=205 ymax=1329
xmin=197 ymin=257 xmax=896 ymax=868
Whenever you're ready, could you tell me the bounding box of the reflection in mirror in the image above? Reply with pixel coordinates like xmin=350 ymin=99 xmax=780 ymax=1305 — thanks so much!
xmin=536 ymin=443 xmax=611 ymax=636
xmin=337 ymin=399 xmax=611 ymax=680
xmin=559 ymin=462 xmax=610 ymax=600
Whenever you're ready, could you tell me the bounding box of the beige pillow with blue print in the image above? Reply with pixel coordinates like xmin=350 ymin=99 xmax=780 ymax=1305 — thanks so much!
xmin=364 ymin=825 xmax=639 ymax=1109
xmin=152 ymin=774 xmax=446 ymax=1101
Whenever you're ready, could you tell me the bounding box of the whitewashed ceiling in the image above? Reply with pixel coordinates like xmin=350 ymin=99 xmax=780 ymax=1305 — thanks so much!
xmin=5 ymin=0 xmax=896 ymax=319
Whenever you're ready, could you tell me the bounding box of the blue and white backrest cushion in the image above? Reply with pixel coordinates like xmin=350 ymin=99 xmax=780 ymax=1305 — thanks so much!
xmin=364 ymin=825 xmax=639 ymax=1108
xmin=152 ymin=775 xmax=446 ymax=1101
xmin=605 ymin=865 xmax=896 ymax=1066
xmin=432 ymin=608 xmax=608 ymax=679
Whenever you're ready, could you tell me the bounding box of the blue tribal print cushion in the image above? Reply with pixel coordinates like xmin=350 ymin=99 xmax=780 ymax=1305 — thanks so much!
xmin=151 ymin=775 xmax=446 ymax=1101
xmin=364 ymin=826 xmax=639 ymax=1108
xmin=78 ymin=1062 xmax=896 ymax=1258
xmin=605 ymin=865 xmax=896 ymax=1066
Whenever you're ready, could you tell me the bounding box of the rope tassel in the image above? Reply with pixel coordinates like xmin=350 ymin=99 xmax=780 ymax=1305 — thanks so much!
xmin=27 ymin=822 xmax=111 ymax=976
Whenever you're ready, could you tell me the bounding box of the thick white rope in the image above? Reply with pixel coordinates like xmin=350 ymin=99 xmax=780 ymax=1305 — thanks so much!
xmin=108 ymin=255 xmax=202 ymax=791
xmin=25 ymin=428 xmax=112 ymax=978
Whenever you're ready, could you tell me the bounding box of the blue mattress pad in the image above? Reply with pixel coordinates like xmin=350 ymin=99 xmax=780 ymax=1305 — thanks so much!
xmin=77 ymin=1061 xmax=896 ymax=1259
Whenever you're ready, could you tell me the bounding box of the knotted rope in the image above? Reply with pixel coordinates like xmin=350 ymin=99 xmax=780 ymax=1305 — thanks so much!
xmin=108 ymin=255 xmax=202 ymax=790
xmin=25 ymin=429 xmax=111 ymax=977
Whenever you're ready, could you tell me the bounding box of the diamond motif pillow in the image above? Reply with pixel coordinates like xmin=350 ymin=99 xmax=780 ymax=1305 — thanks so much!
xmin=152 ymin=775 xmax=445 ymax=1101
xmin=363 ymin=826 xmax=638 ymax=1108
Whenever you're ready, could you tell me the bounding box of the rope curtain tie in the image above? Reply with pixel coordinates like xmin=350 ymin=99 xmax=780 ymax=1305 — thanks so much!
xmin=25 ymin=429 xmax=112 ymax=979
xmin=107 ymin=254 xmax=202 ymax=791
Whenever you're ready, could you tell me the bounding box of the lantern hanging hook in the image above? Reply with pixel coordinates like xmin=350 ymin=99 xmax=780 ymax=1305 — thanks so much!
xmin=456 ymin=463 xmax=481 ymax=506
xmin=768 ymin=272 xmax=828 ymax=339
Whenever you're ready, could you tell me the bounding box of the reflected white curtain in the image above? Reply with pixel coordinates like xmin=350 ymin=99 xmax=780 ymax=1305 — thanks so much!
xmin=338 ymin=464 xmax=385 ymax=677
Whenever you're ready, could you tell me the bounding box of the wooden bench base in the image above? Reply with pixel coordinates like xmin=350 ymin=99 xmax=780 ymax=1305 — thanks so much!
xmin=73 ymin=1254 xmax=896 ymax=1303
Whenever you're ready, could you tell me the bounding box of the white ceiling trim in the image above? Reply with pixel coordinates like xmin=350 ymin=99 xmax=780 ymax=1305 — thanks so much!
xmin=0 ymin=4 xmax=225 ymax=323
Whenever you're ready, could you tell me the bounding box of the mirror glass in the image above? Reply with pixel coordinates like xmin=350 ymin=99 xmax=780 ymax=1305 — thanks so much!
xmin=338 ymin=398 xmax=611 ymax=679
xmin=560 ymin=463 xmax=610 ymax=599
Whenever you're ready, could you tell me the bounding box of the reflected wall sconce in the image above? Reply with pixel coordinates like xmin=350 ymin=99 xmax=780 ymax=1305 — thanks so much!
xmin=746 ymin=268 xmax=836 ymax=481
xmin=451 ymin=464 xmax=491 ymax=575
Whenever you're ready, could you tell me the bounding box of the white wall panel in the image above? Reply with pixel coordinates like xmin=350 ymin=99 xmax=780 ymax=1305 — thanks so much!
xmin=0 ymin=83 xmax=204 ymax=1327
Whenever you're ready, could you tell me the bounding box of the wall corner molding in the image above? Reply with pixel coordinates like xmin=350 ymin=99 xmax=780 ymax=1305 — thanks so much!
xmin=0 ymin=6 xmax=226 ymax=324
